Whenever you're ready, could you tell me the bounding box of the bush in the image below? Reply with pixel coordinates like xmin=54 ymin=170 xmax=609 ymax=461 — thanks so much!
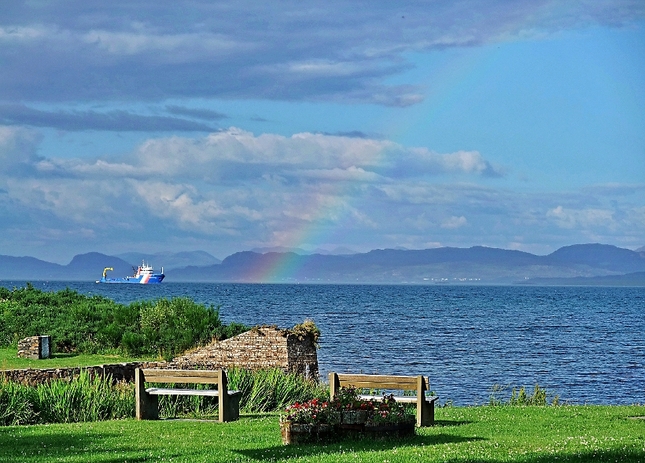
xmin=489 ymin=384 xmax=560 ymax=406
xmin=0 ymin=285 xmax=249 ymax=359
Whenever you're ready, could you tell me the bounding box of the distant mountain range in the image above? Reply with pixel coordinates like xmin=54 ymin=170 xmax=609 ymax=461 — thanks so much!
xmin=2 ymin=243 xmax=641 ymax=285
xmin=250 ymin=246 xmax=357 ymax=255
xmin=0 ymin=250 xmax=218 ymax=281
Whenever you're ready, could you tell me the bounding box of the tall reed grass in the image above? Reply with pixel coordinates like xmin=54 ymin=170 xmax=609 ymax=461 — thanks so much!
xmin=228 ymin=368 xmax=327 ymax=412
xmin=489 ymin=383 xmax=560 ymax=406
xmin=0 ymin=368 xmax=326 ymax=425
xmin=0 ymin=370 xmax=134 ymax=425
xmin=156 ymin=368 xmax=328 ymax=417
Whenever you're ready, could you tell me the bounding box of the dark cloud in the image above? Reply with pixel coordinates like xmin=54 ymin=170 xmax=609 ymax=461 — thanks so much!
xmin=165 ymin=106 xmax=228 ymax=121
xmin=0 ymin=104 xmax=216 ymax=132
xmin=0 ymin=1 xmax=641 ymax=105
xmin=317 ymin=130 xmax=371 ymax=139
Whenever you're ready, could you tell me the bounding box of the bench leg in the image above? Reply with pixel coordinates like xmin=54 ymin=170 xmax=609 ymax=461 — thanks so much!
xmin=329 ymin=372 xmax=340 ymax=401
xmin=418 ymin=398 xmax=436 ymax=427
xmin=218 ymin=370 xmax=240 ymax=422
xmin=220 ymin=391 xmax=241 ymax=422
xmin=135 ymin=368 xmax=159 ymax=420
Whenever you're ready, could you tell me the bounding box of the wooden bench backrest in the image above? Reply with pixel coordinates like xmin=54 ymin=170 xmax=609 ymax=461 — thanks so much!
xmin=334 ymin=374 xmax=429 ymax=391
xmin=141 ymin=368 xmax=225 ymax=386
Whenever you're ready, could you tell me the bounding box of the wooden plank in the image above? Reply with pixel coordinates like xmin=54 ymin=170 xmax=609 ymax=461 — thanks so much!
xmin=141 ymin=369 xmax=221 ymax=384
xmin=339 ymin=381 xmax=416 ymax=390
xmin=336 ymin=374 xmax=429 ymax=390
xmin=146 ymin=387 xmax=221 ymax=397
xmin=146 ymin=388 xmax=241 ymax=397
xmin=337 ymin=374 xmax=419 ymax=383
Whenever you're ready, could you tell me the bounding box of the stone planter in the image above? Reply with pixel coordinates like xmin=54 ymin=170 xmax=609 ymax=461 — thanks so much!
xmin=281 ymin=421 xmax=313 ymax=445
xmin=280 ymin=419 xmax=415 ymax=445
xmin=280 ymin=422 xmax=337 ymax=445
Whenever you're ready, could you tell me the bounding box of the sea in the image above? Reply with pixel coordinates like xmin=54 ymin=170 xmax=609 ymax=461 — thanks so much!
xmin=1 ymin=281 xmax=643 ymax=406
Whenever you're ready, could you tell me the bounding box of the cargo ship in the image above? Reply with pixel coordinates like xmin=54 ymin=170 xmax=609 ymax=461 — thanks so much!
xmin=96 ymin=261 xmax=165 ymax=284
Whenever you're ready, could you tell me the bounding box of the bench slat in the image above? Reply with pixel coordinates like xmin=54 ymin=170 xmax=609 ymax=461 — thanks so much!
xmin=141 ymin=369 xmax=222 ymax=384
xmin=336 ymin=374 xmax=428 ymax=390
xmin=339 ymin=380 xmax=418 ymax=390
xmin=147 ymin=387 xmax=221 ymax=397
xmin=146 ymin=387 xmax=241 ymax=397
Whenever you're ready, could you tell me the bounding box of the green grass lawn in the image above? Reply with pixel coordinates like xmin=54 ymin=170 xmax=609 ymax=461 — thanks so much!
xmin=1 ymin=405 xmax=643 ymax=462
xmin=0 ymin=348 xmax=156 ymax=370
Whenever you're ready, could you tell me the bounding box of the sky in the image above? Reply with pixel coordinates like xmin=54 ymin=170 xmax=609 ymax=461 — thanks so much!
xmin=0 ymin=0 xmax=644 ymax=264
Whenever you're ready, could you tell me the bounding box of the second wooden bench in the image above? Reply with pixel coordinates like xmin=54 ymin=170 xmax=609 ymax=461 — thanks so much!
xmin=329 ymin=372 xmax=438 ymax=426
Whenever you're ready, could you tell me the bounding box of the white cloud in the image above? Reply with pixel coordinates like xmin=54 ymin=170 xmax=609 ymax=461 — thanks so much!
xmin=442 ymin=216 xmax=468 ymax=229
xmin=547 ymin=205 xmax=615 ymax=229
xmin=0 ymin=124 xmax=643 ymax=259
xmin=0 ymin=126 xmax=42 ymax=167
xmin=103 ymin=128 xmax=503 ymax=182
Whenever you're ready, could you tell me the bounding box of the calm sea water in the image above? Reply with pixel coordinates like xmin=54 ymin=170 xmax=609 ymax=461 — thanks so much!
xmin=2 ymin=281 xmax=643 ymax=406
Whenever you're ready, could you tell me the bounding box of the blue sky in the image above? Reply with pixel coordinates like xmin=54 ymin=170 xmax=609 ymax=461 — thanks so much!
xmin=0 ymin=1 xmax=643 ymax=264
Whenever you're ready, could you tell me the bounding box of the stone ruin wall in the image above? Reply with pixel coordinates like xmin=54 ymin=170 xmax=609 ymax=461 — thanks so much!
xmin=0 ymin=361 xmax=165 ymax=386
xmin=170 ymin=326 xmax=319 ymax=380
xmin=2 ymin=326 xmax=319 ymax=385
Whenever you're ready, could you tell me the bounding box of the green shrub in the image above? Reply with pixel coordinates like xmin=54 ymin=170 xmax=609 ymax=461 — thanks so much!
xmin=0 ymin=285 xmax=249 ymax=359
xmin=489 ymin=383 xmax=560 ymax=406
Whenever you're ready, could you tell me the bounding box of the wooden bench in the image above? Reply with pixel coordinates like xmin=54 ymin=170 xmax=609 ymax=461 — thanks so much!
xmin=135 ymin=368 xmax=241 ymax=422
xmin=329 ymin=372 xmax=438 ymax=427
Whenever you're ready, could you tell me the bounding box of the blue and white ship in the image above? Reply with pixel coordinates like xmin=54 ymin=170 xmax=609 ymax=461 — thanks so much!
xmin=97 ymin=261 xmax=165 ymax=284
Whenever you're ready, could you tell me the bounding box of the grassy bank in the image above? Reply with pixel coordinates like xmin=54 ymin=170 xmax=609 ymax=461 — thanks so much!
xmin=0 ymin=348 xmax=155 ymax=370
xmin=1 ymin=405 xmax=643 ymax=462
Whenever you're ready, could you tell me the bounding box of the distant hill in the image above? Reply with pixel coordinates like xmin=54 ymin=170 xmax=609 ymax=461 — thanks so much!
xmin=250 ymin=246 xmax=357 ymax=255
xmin=168 ymin=243 xmax=645 ymax=285
xmin=545 ymin=244 xmax=645 ymax=272
xmin=116 ymin=250 xmax=221 ymax=270
xmin=0 ymin=252 xmax=132 ymax=281
xmin=2 ymin=244 xmax=644 ymax=284
xmin=0 ymin=255 xmax=63 ymax=280
xmin=65 ymin=253 xmax=134 ymax=280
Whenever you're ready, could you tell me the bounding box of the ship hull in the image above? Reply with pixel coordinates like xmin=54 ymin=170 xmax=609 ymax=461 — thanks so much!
xmin=97 ymin=274 xmax=165 ymax=284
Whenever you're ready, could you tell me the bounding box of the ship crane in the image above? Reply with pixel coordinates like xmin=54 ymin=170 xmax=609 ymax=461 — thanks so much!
xmin=102 ymin=267 xmax=113 ymax=278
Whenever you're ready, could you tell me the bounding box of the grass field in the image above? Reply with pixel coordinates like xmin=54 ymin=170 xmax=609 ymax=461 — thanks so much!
xmin=1 ymin=405 xmax=643 ymax=462
xmin=0 ymin=348 xmax=156 ymax=370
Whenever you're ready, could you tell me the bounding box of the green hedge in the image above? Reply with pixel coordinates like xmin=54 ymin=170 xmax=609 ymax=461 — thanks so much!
xmin=0 ymin=284 xmax=248 ymax=359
